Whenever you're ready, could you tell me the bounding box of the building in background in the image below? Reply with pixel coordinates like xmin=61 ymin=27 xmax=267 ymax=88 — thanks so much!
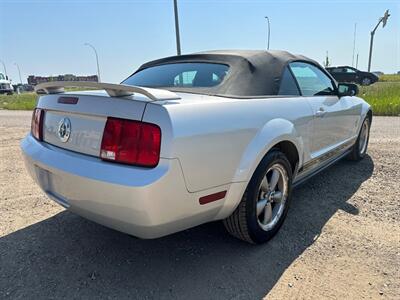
xmin=27 ymin=74 xmax=98 ymax=86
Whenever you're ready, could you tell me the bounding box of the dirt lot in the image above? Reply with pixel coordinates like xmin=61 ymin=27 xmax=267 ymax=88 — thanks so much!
xmin=0 ymin=110 xmax=399 ymax=299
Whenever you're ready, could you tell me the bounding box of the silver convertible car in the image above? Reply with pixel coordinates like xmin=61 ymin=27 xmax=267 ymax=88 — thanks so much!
xmin=21 ymin=50 xmax=371 ymax=244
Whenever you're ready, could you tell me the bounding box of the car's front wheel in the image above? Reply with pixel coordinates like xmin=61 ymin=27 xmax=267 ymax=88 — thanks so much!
xmin=223 ymin=150 xmax=292 ymax=244
xmin=348 ymin=116 xmax=371 ymax=161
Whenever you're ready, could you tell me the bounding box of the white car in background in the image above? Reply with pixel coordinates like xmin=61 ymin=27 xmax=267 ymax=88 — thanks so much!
xmin=0 ymin=72 xmax=13 ymax=95
xmin=21 ymin=50 xmax=372 ymax=244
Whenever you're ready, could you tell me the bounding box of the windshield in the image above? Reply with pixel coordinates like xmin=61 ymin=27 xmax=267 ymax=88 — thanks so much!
xmin=0 ymin=74 xmax=5 ymax=80
xmin=122 ymin=63 xmax=229 ymax=88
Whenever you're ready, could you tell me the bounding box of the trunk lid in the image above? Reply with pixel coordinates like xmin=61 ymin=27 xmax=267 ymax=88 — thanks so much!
xmin=38 ymin=91 xmax=148 ymax=157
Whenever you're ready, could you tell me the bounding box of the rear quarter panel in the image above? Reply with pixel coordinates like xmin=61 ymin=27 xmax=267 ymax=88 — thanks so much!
xmin=143 ymin=94 xmax=314 ymax=193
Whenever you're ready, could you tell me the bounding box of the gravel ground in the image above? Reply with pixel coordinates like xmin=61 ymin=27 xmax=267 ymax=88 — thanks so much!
xmin=0 ymin=110 xmax=399 ymax=299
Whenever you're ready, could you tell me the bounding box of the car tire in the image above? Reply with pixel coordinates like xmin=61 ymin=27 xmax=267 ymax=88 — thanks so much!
xmin=348 ymin=116 xmax=371 ymax=161
xmin=361 ymin=77 xmax=371 ymax=86
xmin=223 ymin=150 xmax=293 ymax=244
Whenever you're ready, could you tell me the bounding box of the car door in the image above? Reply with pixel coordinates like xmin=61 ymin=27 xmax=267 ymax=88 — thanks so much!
xmin=289 ymin=62 xmax=355 ymax=159
xmin=342 ymin=67 xmax=358 ymax=83
xmin=329 ymin=67 xmax=346 ymax=82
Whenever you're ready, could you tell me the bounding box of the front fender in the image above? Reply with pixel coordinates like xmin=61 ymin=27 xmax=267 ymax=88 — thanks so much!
xmin=353 ymin=97 xmax=372 ymax=133
xmin=232 ymin=118 xmax=303 ymax=183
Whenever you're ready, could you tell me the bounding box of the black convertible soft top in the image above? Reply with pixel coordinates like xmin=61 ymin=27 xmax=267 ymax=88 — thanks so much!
xmin=134 ymin=50 xmax=322 ymax=97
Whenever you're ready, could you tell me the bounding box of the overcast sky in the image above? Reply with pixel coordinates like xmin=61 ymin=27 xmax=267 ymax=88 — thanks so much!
xmin=1 ymin=0 xmax=399 ymax=83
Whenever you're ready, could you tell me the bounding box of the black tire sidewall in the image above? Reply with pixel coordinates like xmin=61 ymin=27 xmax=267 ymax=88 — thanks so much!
xmin=352 ymin=116 xmax=371 ymax=160
xmin=245 ymin=150 xmax=293 ymax=244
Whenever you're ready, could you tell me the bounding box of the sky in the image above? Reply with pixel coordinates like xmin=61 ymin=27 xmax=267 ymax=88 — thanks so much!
xmin=0 ymin=0 xmax=399 ymax=84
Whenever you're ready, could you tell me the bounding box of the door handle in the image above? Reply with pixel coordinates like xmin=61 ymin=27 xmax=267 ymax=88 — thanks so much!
xmin=316 ymin=108 xmax=327 ymax=118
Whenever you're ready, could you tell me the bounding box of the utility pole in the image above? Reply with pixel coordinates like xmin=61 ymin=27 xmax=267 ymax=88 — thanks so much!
xmin=356 ymin=53 xmax=359 ymax=69
xmin=265 ymin=16 xmax=271 ymax=50
xmin=173 ymin=0 xmax=181 ymax=55
xmin=14 ymin=63 xmax=22 ymax=85
xmin=352 ymin=23 xmax=357 ymax=67
xmin=84 ymin=43 xmax=101 ymax=82
xmin=368 ymin=10 xmax=390 ymax=72
xmin=0 ymin=59 xmax=7 ymax=77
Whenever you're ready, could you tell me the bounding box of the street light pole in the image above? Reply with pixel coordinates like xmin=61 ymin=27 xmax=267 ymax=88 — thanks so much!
xmin=173 ymin=0 xmax=181 ymax=55
xmin=352 ymin=23 xmax=357 ymax=67
xmin=84 ymin=43 xmax=101 ymax=82
xmin=265 ymin=16 xmax=270 ymax=50
xmin=0 ymin=59 xmax=7 ymax=77
xmin=367 ymin=10 xmax=390 ymax=72
xmin=14 ymin=63 xmax=22 ymax=85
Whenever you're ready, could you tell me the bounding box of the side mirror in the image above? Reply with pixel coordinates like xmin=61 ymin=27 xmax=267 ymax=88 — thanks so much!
xmin=338 ymin=83 xmax=358 ymax=97
xmin=6 ymin=76 xmax=9 ymax=80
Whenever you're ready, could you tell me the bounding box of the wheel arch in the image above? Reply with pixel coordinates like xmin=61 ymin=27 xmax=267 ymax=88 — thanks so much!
xmin=271 ymin=140 xmax=299 ymax=174
xmin=218 ymin=122 xmax=302 ymax=222
xmin=366 ymin=109 xmax=373 ymax=121
xmin=232 ymin=118 xmax=303 ymax=184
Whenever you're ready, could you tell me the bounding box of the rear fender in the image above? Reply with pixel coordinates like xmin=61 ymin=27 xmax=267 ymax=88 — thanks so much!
xmin=215 ymin=119 xmax=303 ymax=219
xmin=233 ymin=118 xmax=303 ymax=183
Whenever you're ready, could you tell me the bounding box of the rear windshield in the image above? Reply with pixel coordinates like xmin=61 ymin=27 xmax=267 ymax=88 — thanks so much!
xmin=122 ymin=63 xmax=229 ymax=88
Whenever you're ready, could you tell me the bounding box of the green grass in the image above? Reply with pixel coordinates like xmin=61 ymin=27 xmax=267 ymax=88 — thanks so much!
xmin=359 ymin=82 xmax=400 ymax=116
xmin=1 ymin=82 xmax=399 ymax=116
xmin=378 ymin=74 xmax=400 ymax=82
xmin=0 ymin=92 xmax=37 ymax=110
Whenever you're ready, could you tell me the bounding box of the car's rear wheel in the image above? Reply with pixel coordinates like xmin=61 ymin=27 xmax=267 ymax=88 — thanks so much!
xmin=348 ymin=116 xmax=371 ymax=161
xmin=223 ymin=150 xmax=292 ymax=244
xmin=361 ymin=77 xmax=371 ymax=85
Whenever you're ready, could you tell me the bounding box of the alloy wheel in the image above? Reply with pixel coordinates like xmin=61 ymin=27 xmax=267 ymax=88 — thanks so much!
xmin=256 ymin=163 xmax=289 ymax=231
xmin=359 ymin=119 xmax=370 ymax=155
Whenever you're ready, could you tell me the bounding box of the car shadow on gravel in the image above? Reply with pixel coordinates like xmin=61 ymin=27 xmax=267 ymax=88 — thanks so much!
xmin=0 ymin=156 xmax=374 ymax=299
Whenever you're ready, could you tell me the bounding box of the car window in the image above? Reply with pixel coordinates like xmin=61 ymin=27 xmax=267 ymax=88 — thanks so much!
xmin=331 ymin=68 xmax=343 ymax=73
xmin=345 ymin=68 xmax=356 ymax=73
xmin=0 ymin=74 xmax=5 ymax=80
xmin=174 ymin=71 xmax=196 ymax=86
xmin=289 ymin=62 xmax=336 ymax=96
xmin=278 ymin=67 xmax=300 ymax=96
xmin=123 ymin=63 xmax=229 ymax=88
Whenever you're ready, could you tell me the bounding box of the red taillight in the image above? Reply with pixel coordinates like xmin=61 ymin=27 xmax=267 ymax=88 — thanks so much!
xmin=58 ymin=96 xmax=79 ymax=104
xmin=100 ymin=117 xmax=161 ymax=167
xmin=31 ymin=108 xmax=45 ymax=141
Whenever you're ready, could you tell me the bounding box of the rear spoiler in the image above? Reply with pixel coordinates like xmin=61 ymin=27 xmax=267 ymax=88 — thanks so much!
xmin=34 ymin=81 xmax=181 ymax=101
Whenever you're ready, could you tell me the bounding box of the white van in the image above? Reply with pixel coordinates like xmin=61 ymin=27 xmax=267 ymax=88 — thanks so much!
xmin=0 ymin=73 xmax=13 ymax=95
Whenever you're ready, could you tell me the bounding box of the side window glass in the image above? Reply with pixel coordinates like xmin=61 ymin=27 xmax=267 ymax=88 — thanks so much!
xmin=345 ymin=68 xmax=356 ymax=73
xmin=278 ymin=67 xmax=300 ymax=96
xmin=289 ymin=62 xmax=336 ymax=96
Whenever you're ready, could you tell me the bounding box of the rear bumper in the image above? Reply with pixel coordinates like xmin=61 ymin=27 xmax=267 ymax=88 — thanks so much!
xmin=21 ymin=134 xmax=240 ymax=238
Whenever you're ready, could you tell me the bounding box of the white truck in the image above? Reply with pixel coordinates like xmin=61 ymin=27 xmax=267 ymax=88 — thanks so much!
xmin=0 ymin=73 xmax=13 ymax=95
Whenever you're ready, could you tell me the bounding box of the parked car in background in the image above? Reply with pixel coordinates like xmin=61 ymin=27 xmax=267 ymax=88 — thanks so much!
xmin=372 ymin=71 xmax=384 ymax=77
xmin=0 ymin=73 xmax=13 ymax=95
xmin=326 ymin=66 xmax=379 ymax=85
xmin=22 ymin=50 xmax=372 ymax=244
